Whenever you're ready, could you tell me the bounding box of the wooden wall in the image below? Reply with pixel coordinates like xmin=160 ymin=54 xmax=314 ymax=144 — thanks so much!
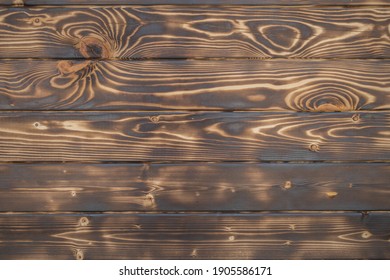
xmin=0 ymin=0 xmax=389 ymax=259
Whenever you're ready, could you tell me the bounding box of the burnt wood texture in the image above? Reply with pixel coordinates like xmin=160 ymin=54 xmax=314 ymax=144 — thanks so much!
xmin=1 ymin=7 xmax=390 ymax=59
xmin=0 ymin=112 xmax=389 ymax=162
xmin=0 ymin=163 xmax=389 ymax=211
xmin=0 ymin=1 xmax=389 ymax=260
xmin=3 ymin=0 xmax=390 ymax=6
xmin=1 ymin=213 xmax=389 ymax=260
xmin=1 ymin=59 xmax=389 ymax=111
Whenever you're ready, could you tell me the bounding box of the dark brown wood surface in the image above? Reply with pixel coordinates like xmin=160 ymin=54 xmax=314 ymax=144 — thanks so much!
xmin=0 ymin=112 xmax=388 ymax=162
xmin=1 ymin=213 xmax=389 ymax=260
xmin=3 ymin=0 xmax=390 ymax=6
xmin=0 ymin=1 xmax=389 ymax=260
xmin=0 ymin=163 xmax=388 ymax=211
xmin=1 ymin=59 xmax=389 ymax=111
xmin=1 ymin=7 xmax=390 ymax=59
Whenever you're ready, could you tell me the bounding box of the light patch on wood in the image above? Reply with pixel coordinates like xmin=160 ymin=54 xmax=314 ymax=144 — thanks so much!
xmin=284 ymin=181 xmax=292 ymax=189
xmin=247 ymin=94 xmax=266 ymax=102
xmin=326 ymin=192 xmax=338 ymax=199
xmin=62 ymin=121 xmax=90 ymax=131
xmin=12 ymin=0 xmax=24 ymax=6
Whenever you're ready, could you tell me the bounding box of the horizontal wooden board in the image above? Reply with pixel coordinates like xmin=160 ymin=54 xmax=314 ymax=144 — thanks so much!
xmin=1 ymin=112 xmax=389 ymax=162
xmin=0 ymin=163 xmax=389 ymax=211
xmin=1 ymin=7 xmax=390 ymax=58
xmin=1 ymin=59 xmax=389 ymax=111
xmin=4 ymin=0 xmax=390 ymax=6
xmin=0 ymin=213 xmax=389 ymax=259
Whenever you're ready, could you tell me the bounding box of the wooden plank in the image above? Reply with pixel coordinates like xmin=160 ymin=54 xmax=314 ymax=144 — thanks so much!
xmin=1 ymin=7 xmax=390 ymax=58
xmin=0 ymin=112 xmax=388 ymax=162
xmin=0 ymin=213 xmax=389 ymax=259
xmin=4 ymin=0 xmax=390 ymax=6
xmin=0 ymin=163 xmax=389 ymax=211
xmin=1 ymin=59 xmax=389 ymax=112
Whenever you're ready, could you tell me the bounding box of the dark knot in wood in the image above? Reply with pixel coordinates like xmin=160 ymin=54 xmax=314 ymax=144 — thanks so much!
xmin=76 ymin=36 xmax=112 ymax=59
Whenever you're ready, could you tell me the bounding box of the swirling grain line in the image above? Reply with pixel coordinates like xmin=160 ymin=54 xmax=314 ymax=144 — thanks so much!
xmin=0 ymin=59 xmax=389 ymax=111
xmin=0 ymin=112 xmax=388 ymax=162
xmin=0 ymin=7 xmax=389 ymax=58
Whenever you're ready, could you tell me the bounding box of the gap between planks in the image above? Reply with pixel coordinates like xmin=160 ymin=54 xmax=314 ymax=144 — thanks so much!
xmin=0 ymin=211 xmax=385 ymax=214
xmin=1 ymin=160 xmax=390 ymax=163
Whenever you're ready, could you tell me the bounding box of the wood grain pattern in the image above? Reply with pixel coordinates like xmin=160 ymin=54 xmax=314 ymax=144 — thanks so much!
xmin=1 ymin=59 xmax=389 ymax=111
xmin=0 ymin=213 xmax=389 ymax=259
xmin=4 ymin=0 xmax=390 ymax=6
xmin=1 ymin=7 xmax=390 ymax=58
xmin=0 ymin=0 xmax=389 ymax=262
xmin=0 ymin=163 xmax=388 ymax=211
xmin=0 ymin=112 xmax=389 ymax=162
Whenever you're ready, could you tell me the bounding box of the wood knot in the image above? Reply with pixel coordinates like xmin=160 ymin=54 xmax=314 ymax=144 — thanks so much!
xmin=326 ymin=191 xmax=338 ymax=199
xmin=144 ymin=193 xmax=156 ymax=208
xmin=352 ymin=114 xmax=360 ymax=122
xmin=75 ymin=249 xmax=84 ymax=260
xmin=27 ymin=16 xmax=46 ymax=27
xmin=228 ymin=235 xmax=235 ymax=241
xmin=361 ymin=211 xmax=369 ymax=218
xmin=309 ymin=143 xmax=320 ymax=152
xmin=284 ymin=181 xmax=292 ymax=189
xmin=190 ymin=249 xmax=198 ymax=258
xmin=33 ymin=18 xmax=41 ymax=26
xmin=33 ymin=122 xmax=48 ymax=130
xmin=150 ymin=116 xmax=160 ymax=123
xmin=79 ymin=217 xmax=89 ymax=227
xmin=361 ymin=231 xmax=372 ymax=239
xmin=70 ymin=191 xmax=77 ymax=197
xmin=145 ymin=193 xmax=154 ymax=200
xmin=76 ymin=36 xmax=112 ymax=59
